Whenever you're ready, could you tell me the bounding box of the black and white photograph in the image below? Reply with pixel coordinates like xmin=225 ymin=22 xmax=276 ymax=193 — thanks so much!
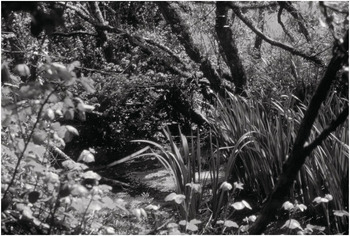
xmin=1 ymin=1 xmax=349 ymax=234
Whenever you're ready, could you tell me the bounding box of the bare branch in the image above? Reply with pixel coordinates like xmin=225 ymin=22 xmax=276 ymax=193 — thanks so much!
xmin=304 ymin=106 xmax=349 ymax=156
xmin=226 ymin=2 xmax=324 ymax=66
xmin=277 ymin=6 xmax=295 ymax=42
xmin=278 ymin=2 xmax=311 ymax=42
xmin=51 ymin=31 xmax=98 ymax=37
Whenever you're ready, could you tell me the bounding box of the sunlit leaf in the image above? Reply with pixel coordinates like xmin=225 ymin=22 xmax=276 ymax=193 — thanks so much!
xmin=186 ymin=222 xmax=198 ymax=231
xmin=282 ymin=219 xmax=302 ymax=230
xmin=306 ymin=224 xmax=325 ymax=231
xmin=186 ymin=182 xmax=201 ymax=193
xmin=145 ymin=204 xmax=160 ymax=211
xmin=220 ymin=181 xmax=232 ymax=191
xmin=234 ymin=182 xmax=244 ymax=190
xmin=224 ymin=220 xmax=239 ymax=228
xmin=333 ymin=210 xmax=349 ymax=217
xmin=313 ymin=196 xmax=329 ymax=203
xmin=242 ymin=200 xmax=252 ymax=210
xmin=232 ymin=201 xmax=245 ymax=210
xmin=282 ymin=201 xmax=294 ymax=211
xmin=78 ymin=150 xmax=95 ymax=163
xmin=32 ymin=130 xmax=47 ymax=145
xmin=82 ymin=170 xmax=101 ymax=180
xmin=296 ymin=204 xmax=307 ymax=212
xmin=189 ymin=219 xmax=201 ymax=225
xmin=179 ymin=220 xmax=187 ymax=226
xmin=325 ymin=194 xmax=333 ymax=201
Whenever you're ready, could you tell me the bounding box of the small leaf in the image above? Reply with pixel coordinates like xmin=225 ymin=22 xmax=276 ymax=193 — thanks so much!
xmin=242 ymin=200 xmax=252 ymax=210
xmin=313 ymin=196 xmax=329 ymax=203
xmin=333 ymin=210 xmax=349 ymax=217
xmin=224 ymin=220 xmax=239 ymax=228
xmin=232 ymin=201 xmax=245 ymax=210
xmin=165 ymin=193 xmax=185 ymax=204
xmin=189 ymin=219 xmax=201 ymax=225
xmin=145 ymin=204 xmax=160 ymax=211
xmin=179 ymin=220 xmax=187 ymax=226
xmin=282 ymin=219 xmax=302 ymax=230
xmin=282 ymin=201 xmax=294 ymax=211
xmin=297 ymin=204 xmax=307 ymax=212
xmin=234 ymin=182 xmax=244 ymax=190
xmin=306 ymin=224 xmax=325 ymax=231
xmin=186 ymin=222 xmax=198 ymax=232
xmin=325 ymin=194 xmax=333 ymax=201
xmin=28 ymin=191 xmax=40 ymax=203
xmin=220 ymin=181 xmax=232 ymax=191
xmin=70 ymin=184 xmax=88 ymax=197
xmin=82 ymin=170 xmax=101 ymax=180
xmin=248 ymin=215 xmax=257 ymax=222
xmin=32 ymin=130 xmax=47 ymax=145
xmin=186 ymin=182 xmax=202 ymax=193
xmin=66 ymin=125 xmax=79 ymax=136
xmin=167 ymin=222 xmax=179 ymax=229
xmin=78 ymin=150 xmax=95 ymax=163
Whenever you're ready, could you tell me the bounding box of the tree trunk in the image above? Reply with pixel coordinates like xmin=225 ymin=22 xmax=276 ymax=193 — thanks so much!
xmin=215 ymin=2 xmax=247 ymax=95
xmin=157 ymin=2 xmax=226 ymax=97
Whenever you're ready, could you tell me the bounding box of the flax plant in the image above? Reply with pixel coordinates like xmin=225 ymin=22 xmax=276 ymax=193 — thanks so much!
xmin=208 ymin=90 xmax=348 ymax=223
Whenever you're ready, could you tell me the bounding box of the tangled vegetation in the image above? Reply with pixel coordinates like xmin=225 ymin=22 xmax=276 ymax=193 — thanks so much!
xmin=1 ymin=1 xmax=349 ymax=235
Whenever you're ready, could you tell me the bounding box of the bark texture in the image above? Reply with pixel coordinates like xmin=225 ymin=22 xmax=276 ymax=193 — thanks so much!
xmin=216 ymin=2 xmax=247 ymax=95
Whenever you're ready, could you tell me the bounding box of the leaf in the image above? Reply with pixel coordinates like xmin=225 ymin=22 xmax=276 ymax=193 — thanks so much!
xmin=232 ymin=200 xmax=252 ymax=210
xmin=64 ymin=108 xmax=74 ymax=120
xmin=325 ymin=194 xmax=333 ymax=201
xmin=242 ymin=200 xmax=252 ymax=210
xmin=189 ymin=219 xmax=201 ymax=225
xmin=45 ymin=172 xmax=60 ymax=183
xmin=333 ymin=210 xmax=349 ymax=217
xmin=296 ymin=204 xmax=307 ymax=212
xmin=82 ymin=171 xmax=101 ymax=180
xmin=232 ymin=201 xmax=245 ymax=210
xmin=28 ymin=191 xmax=40 ymax=203
xmin=224 ymin=220 xmax=239 ymax=228
xmin=306 ymin=224 xmax=325 ymax=231
xmin=313 ymin=196 xmax=329 ymax=203
xmin=234 ymin=182 xmax=244 ymax=190
xmin=78 ymin=150 xmax=95 ymax=163
xmin=186 ymin=222 xmax=198 ymax=231
xmin=282 ymin=219 xmax=302 ymax=230
xmin=179 ymin=220 xmax=187 ymax=226
xmin=220 ymin=181 xmax=232 ymax=191
xmin=185 ymin=182 xmax=201 ymax=193
xmin=66 ymin=125 xmax=79 ymax=136
xmin=70 ymin=184 xmax=88 ymax=197
xmin=32 ymin=130 xmax=47 ymax=145
xmin=145 ymin=204 xmax=160 ymax=211
xmin=80 ymin=77 xmax=96 ymax=93
xmin=167 ymin=222 xmax=179 ymax=229
xmin=282 ymin=201 xmax=294 ymax=211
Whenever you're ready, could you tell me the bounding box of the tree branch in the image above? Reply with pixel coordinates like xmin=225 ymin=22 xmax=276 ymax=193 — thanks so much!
xmin=226 ymin=2 xmax=324 ymax=66
xmin=279 ymin=2 xmax=311 ymax=42
xmin=51 ymin=31 xmax=98 ymax=37
xmin=277 ymin=6 xmax=295 ymax=42
xmin=304 ymin=106 xmax=349 ymax=156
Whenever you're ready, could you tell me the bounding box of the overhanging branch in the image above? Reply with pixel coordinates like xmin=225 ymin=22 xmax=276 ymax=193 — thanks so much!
xmin=226 ymin=2 xmax=324 ymax=66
